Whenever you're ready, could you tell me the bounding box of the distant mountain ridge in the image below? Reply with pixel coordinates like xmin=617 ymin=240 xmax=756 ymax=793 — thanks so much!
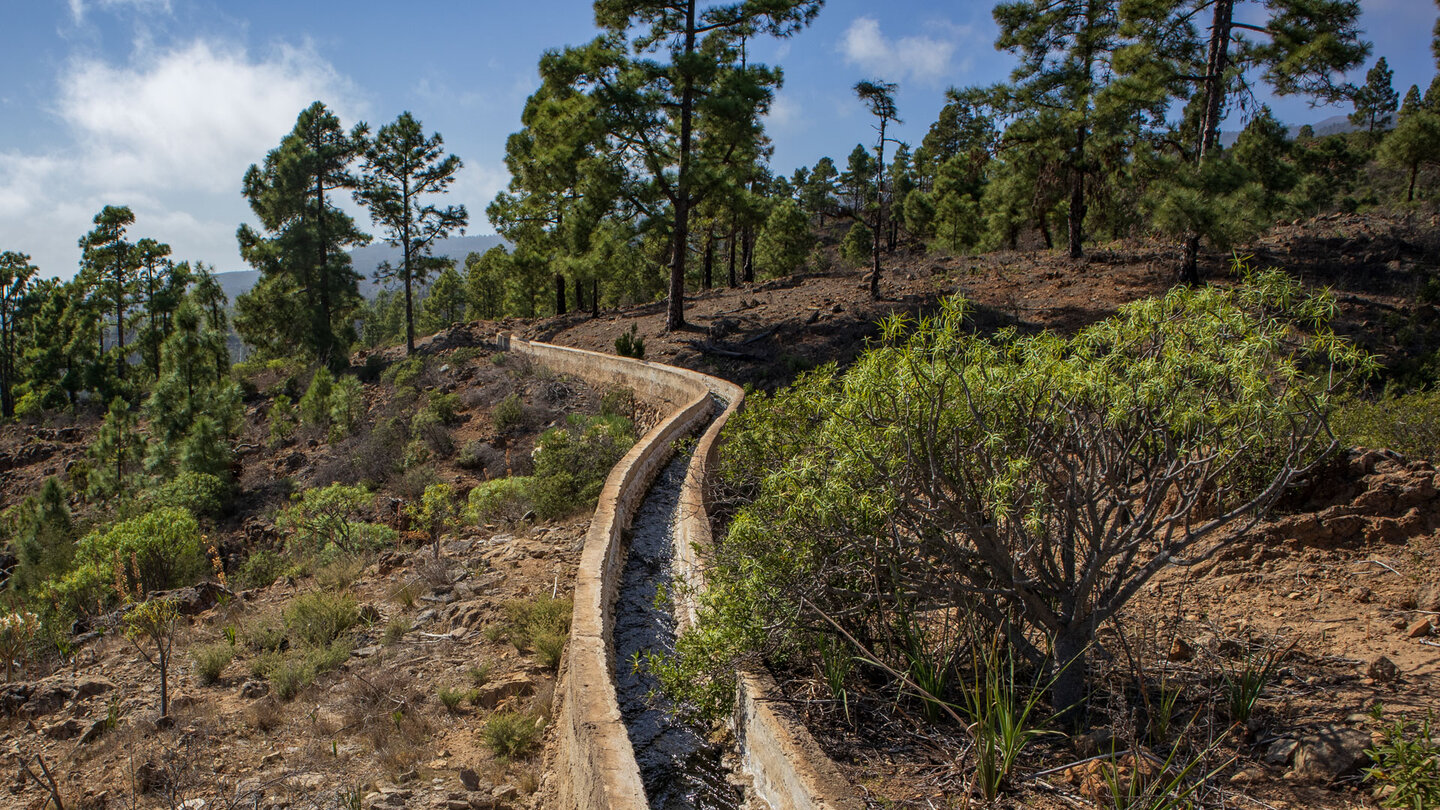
xmin=212 ymin=234 xmax=506 ymax=302
xmin=1218 ymin=113 xmax=1377 ymax=147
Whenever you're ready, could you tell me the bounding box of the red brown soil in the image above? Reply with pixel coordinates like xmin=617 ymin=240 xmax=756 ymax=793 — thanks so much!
xmin=4 ymin=210 xmax=1439 ymax=809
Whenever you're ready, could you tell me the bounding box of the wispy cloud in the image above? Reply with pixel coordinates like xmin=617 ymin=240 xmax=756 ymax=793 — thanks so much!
xmin=839 ymin=17 xmax=960 ymax=84
xmin=68 ymin=0 xmax=173 ymax=25
xmin=0 ymin=38 xmax=364 ymax=276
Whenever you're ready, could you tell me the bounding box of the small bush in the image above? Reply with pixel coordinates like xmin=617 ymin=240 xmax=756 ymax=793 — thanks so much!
xmin=841 ymin=220 xmax=873 ymax=266
xmin=277 ymin=484 xmax=396 ymax=561
xmin=382 ymin=617 xmax=410 ymax=644
xmin=437 ymin=685 xmax=469 ymax=714
xmin=615 ymin=324 xmax=645 ymax=359
xmin=491 ymin=393 xmax=525 ymax=432
xmin=190 ymin=643 xmax=234 ymax=686
xmin=467 ymin=477 xmax=534 ymax=524
xmin=268 ymin=657 xmax=311 ymax=700
xmin=468 ymin=662 xmax=493 ymax=687
xmin=245 ymin=618 xmax=287 ymax=654
xmin=600 ymin=387 xmax=636 ymax=420
xmin=528 ymin=415 xmax=635 ymax=519
xmin=250 ymin=650 xmax=283 ymax=680
xmin=141 ymin=471 xmax=230 ymax=520
xmin=457 ymin=440 xmax=506 ymax=477
xmin=1332 ymin=390 xmax=1440 ymax=462
xmin=483 ymin=711 xmax=543 ymax=759
xmin=1364 ymin=709 xmax=1440 ymax=809
xmin=268 ymin=394 xmax=298 ymax=446
xmin=315 ymin=555 xmax=366 ymax=591
xmin=237 ymin=549 xmax=288 ymax=589
xmin=503 ymin=595 xmax=572 ymax=668
xmin=328 ymin=375 xmax=366 ymax=441
xmin=284 ymin=592 xmax=359 ymax=648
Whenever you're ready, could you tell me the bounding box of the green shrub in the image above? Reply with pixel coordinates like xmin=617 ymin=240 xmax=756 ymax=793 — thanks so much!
xmin=502 ymin=595 xmax=572 ymax=668
xmin=382 ymin=356 xmax=425 ymax=390
xmin=276 ymin=484 xmax=396 ymax=561
xmin=382 ymin=617 xmax=410 ymax=644
xmin=1364 ymin=710 xmax=1440 ymax=809
xmin=284 ymin=592 xmax=359 ymax=648
xmin=140 ymin=471 xmax=230 ymax=520
xmin=483 ymin=711 xmax=543 ymax=759
xmin=491 ymin=393 xmax=524 ymax=432
xmin=268 ymin=656 xmax=311 ymax=701
xmin=1332 ymin=389 xmax=1440 ymax=462
xmin=315 ymin=555 xmax=366 ymax=591
xmin=529 ymin=415 xmax=634 ymax=519
xmin=244 ymin=617 xmax=287 ymax=653
xmin=328 ymin=375 xmax=365 ymax=441
xmin=840 ymin=220 xmax=873 ymax=266
xmin=268 ymin=394 xmax=298 ymax=446
xmin=190 ymin=643 xmax=234 ymax=686
xmin=298 ymin=368 xmax=335 ymax=430
xmin=665 ymin=266 xmax=1370 ymax=721
xmin=437 ymin=685 xmax=469 ymax=714
xmin=615 ymin=324 xmax=645 ymax=359
xmin=600 ymin=387 xmax=635 ymax=420
xmin=237 ymin=550 xmax=288 ymax=589
xmin=42 ymin=507 xmax=204 ymax=618
xmin=467 ymin=477 xmax=534 ymax=524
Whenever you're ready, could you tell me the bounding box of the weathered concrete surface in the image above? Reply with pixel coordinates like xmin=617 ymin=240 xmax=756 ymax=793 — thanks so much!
xmin=503 ymin=334 xmax=857 ymax=810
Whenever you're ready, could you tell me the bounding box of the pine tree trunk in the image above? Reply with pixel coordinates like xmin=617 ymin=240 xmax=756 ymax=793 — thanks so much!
xmin=703 ymin=230 xmax=714 ymax=290
xmin=727 ymin=226 xmax=738 ymax=287
xmin=871 ymin=118 xmax=887 ymax=299
xmin=1184 ymin=0 xmax=1234 ymax=285
xmin=666 ymin=0 xmax=698 ymax=332
xmin=591 ymin=280 xmax=599 ymax=318
xmin=742 ymin=228 xmax=754 ymax=284
xmin=554 ymin=273 xmax=566 ymax=316
xmin=1068 ymin=126 xmax=1087 ymax=259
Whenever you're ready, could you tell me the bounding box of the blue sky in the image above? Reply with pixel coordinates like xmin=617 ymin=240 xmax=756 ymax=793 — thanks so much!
xmin=0 ymin=0 xmax=1434 ymax=279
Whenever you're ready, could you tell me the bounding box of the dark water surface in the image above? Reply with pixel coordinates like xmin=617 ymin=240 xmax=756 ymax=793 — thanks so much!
xmin=613 ymin=449 xmax=744 ymax=810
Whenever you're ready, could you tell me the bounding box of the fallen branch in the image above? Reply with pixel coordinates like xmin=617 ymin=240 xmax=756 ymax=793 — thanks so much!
xmin=16 ymin=753 xmax=64 ymax=810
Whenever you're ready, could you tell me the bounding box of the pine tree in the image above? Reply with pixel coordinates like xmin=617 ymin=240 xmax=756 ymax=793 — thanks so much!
xmin=1350 ymin=56 xmax=1399 ymax=135
xmin=133 ymin=238 xmax=191 ymax=380
xmin=854 ymin=80 xmax=900 ymax=297
xmin=356 ymin=112 xmax=468 ymax=355
xmin=1122 ymin=0 xmax=1368 ymax=283
xmin=143 ymin=300 xmax=242 ymax=479
xmin=6 ymin=477 xmax=75 ymax=595
xmin=89 ymin=397 xmax=144 ymax=503
xmin=753 ymin=199 xmax=813 ymax=278
xmin=1400 ymin=85 xmax=1422 ymax=120
xmin=1379 ymin=107 xmax=1440 ymax=202
xmin=465 ymin=247 xmax=510 ymax=321
xmin=236 ymin=102 xmax=369 ymax=366
xmin=78 ymin=205 xmax=138 ymax=385
xmin=0 ymin=252 xmax=37 ymax=418
xmin=799 ymin=156 xmax=838 ymax=224
xmin=993 ymin=0 xmax=1134 ymax=260
xmin=420 ymin=265 xmax=468 ymax=334
xmin=591 ymin=0 xmax=821 ymax=331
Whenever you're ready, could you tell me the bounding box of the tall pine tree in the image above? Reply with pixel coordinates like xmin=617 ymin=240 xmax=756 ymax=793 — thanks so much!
xmin=236 ymin=102 xmax=369 ymax=366
xmin=356 ymin=112 xmax=468 ymax=355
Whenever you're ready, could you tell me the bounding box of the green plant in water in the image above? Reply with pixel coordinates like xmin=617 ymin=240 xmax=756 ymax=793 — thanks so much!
xmin=1364 ymin=709 xmax=1440 ymax=810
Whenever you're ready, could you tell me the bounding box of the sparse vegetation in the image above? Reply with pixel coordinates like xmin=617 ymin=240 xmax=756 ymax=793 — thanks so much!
xmin=190 ymin=642 xmax=234 ymax=686
xmin=483 ymin=711 xmax=543 ymax=760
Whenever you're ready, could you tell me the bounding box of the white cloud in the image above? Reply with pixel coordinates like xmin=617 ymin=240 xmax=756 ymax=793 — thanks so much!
xmin=0 ymin=39 xmax=364 ymax=277
xmin=839 ymin=17 xmax=958 ymax=84
xmin=68 ymin=0 xmax=172 ymax=24
xmin=763 ymin=93 xmax=802 ymax=133
xmin=59 ymin=40 xmax=362 ymax=192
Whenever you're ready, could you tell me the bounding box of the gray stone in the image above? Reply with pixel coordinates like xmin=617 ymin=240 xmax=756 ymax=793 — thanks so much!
xmin=1292 ymin=724 xmax=1372 ymax=782
xmin=1366 ymin=655 xmax=1401 ymax=683
xmin=1264 ymin=738 xmax=1298 ymax=765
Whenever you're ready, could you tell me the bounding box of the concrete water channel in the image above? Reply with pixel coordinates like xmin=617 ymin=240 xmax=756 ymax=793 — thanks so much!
xmin=613 ymin=447 xmax=747 ymax=809
xmin=500 ymin=333 xmax=858 ymax=810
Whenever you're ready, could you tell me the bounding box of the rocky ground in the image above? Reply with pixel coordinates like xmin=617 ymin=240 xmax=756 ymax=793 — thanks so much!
xmin=3 ymin=210 xmax=1439 ymax=809
xmin=2 ymin=347 xmax=643 ymax=810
